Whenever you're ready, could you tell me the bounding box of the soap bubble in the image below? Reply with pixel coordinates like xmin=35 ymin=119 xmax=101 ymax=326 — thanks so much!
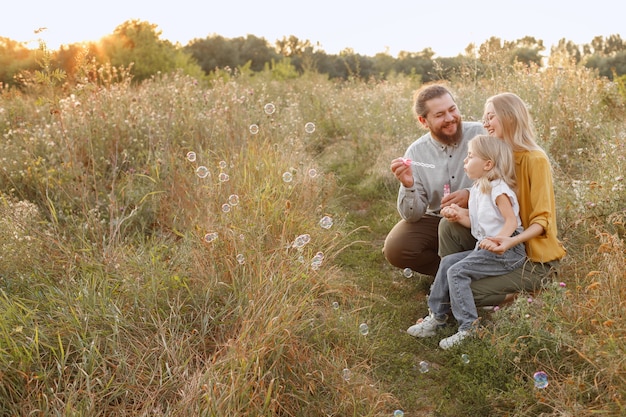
xmin=533 ymin=371 xmax=549 ymax=389
xmin=304 ymin=122 xmax=316 ymax=134
xmin=359 ymin=323 xmax=369 ymax=336
xmin=228 ymin=194 xmax=239 ymax=206
xmin=308 ymin=168 xmax=318 ymax=178
xmin=282 ymin=172 xmax=293 ymax=183
xmin=342 ymin=368 xmax=351 ymax=381
xmin=196 ymin=166 xmax=210 ymax=179
xmin=332 ymin=301 xmax=339 ymax=310
xmin=249 ymin=124 xmax=259 ymax=134
xmin=219 ymin=172 xmax=229 ymax=182
xmin=186 ymin=151 xmax=196 ymax=162
xmin=393 ymin=411 xmax=404 ymax=417
xmin=402 ymin=268 xmax=413 ymax=278
xmin=204 ymin=232 xmax=218 ymax=243
xmin=219 ymin=160 xmax=227 ymax=169
xmin=418 ymin=361 xmax=429 ymax=373
xmin=236 ymin=254 xmax=245 ymax=265
xmin=461 ymin=354 xmax=470 ymax=364
xmin=264 ymin=103 xmax=276 ymax=115
xmin=319 ymin=215 xmax=333 ymax=229
xmin=311 ymin=252 xmax=324 ymax=269
xmin=221 ymin=203 xmax=231 ymax=213
xmin=292 ymin=234 xmax=311 ymax=249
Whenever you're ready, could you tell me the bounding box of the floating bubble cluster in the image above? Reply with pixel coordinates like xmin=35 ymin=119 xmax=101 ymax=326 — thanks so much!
xmin=204 ymin=232 xmax=218 ymax=243
xmin=319 ymin=215 xmax=333 ymax=229
xmin=219 ymin=172 xmax=230 ymax=182
xmin=311 ymin=251 xmax=324 ymax=270
xmin=292 ymin=234 xmax=311 ymax=249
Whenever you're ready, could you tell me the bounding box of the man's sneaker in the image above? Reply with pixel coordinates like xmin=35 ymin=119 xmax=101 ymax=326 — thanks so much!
xmin=406 ymin=313 xmax=447 ymax=337
xmin=439 ymin=330 xmax=471 ymax=350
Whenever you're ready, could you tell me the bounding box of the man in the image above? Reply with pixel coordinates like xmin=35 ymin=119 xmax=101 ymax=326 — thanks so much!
xmin=382 ymin=84 xmax=485 ymax=276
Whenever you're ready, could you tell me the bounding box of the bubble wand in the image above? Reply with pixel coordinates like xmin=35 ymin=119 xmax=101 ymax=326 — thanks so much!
xmin=401 ymin=157 xmax=435 ymax=169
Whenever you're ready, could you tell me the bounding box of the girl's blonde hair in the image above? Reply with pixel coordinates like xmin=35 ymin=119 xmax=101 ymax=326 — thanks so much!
xmin=485 ymin=92 xmax=544 ymax=153
xmin=469 ymin=135 xmax=517 ymax=194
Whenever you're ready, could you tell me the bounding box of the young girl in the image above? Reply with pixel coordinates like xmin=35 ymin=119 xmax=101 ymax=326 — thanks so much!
xmin=407 ymin=135 xmax=526 ymax=349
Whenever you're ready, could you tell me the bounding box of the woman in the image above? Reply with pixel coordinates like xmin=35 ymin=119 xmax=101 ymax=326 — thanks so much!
xmin=437 ymin=92 xmax=566 ymax=308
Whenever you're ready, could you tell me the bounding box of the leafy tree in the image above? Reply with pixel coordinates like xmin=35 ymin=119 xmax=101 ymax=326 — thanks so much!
xmin=238 ymin=35 xmax=278 ymax=71
xmin=52 ymin=43 xmax=100 ymax=83
xmin=98 ymin=20 xmax=202 ymax=82
xmin=603 ymin=34 xmax=626 ymax=55
xmin=275 ymin=35 xmax=314 ymax=57
xmin=585 ymin=51 xmax=626 ymax=79
xmin=0 ymin=37 xmax=38 ymax=86
xmin=393 ymin=49 xmax=435 ymax=81
xmin=185 ymin=34 xmax=277 ymax=74
xmin=581 ymin=35 xmax=626 ymax=57
xmin=549 ymin=39 xmax=582 ymax=67
xmin=371 ymin=51 xmax=396 ymax=78
xmin=476 ymin=36 xmax=544 ymax=67
xmin=185 ymin=35 xmax=241 ymax=73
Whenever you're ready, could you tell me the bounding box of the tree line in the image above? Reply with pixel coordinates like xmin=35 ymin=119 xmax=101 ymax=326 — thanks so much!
xmin=1 ymin=19 xmax=625 ymax=88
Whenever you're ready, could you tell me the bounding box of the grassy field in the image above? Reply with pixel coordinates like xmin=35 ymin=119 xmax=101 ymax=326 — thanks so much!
xmin=0 ymin=56 xmax=625 ymax=416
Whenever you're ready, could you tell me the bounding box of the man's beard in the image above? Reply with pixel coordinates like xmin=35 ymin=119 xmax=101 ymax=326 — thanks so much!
xmin=433 ymin=120 xmax=462 ymax=145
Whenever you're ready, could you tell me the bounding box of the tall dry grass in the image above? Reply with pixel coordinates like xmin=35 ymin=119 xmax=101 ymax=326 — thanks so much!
xmin=0 ymin=55 xmax=624 ymax=416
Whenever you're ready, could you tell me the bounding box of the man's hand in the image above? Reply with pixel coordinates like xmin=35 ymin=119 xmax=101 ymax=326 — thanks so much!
xmin=442 ymin=188 xmax=469 ymax=208
xmin=391 ymin=158 xmax=414 ymax=188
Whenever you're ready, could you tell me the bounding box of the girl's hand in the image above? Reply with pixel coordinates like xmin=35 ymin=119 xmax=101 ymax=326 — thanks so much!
xmin=480 ymin=236 xmax=512 ymax=254
xmin=441 ymin=204 xmax=465 ymax=222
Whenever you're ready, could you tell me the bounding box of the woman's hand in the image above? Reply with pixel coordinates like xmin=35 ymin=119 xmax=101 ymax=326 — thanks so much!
xmin=479 ymin=236 xmax=513 ymax=254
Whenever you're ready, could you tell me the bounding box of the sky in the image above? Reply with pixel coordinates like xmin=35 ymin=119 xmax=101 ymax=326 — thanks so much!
xmin=1 ymin=0 xmax=623 ymax=58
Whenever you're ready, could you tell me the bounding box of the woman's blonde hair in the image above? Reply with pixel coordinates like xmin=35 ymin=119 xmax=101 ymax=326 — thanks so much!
xmin=485 ymin=92 xmax=543 ymax=153
xmin=469 ymin=135 xmax=517 ymax=194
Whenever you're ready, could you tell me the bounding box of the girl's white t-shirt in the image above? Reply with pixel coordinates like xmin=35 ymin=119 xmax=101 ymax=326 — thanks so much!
xmin=468 ymin=179 xmax=523 ymax=242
